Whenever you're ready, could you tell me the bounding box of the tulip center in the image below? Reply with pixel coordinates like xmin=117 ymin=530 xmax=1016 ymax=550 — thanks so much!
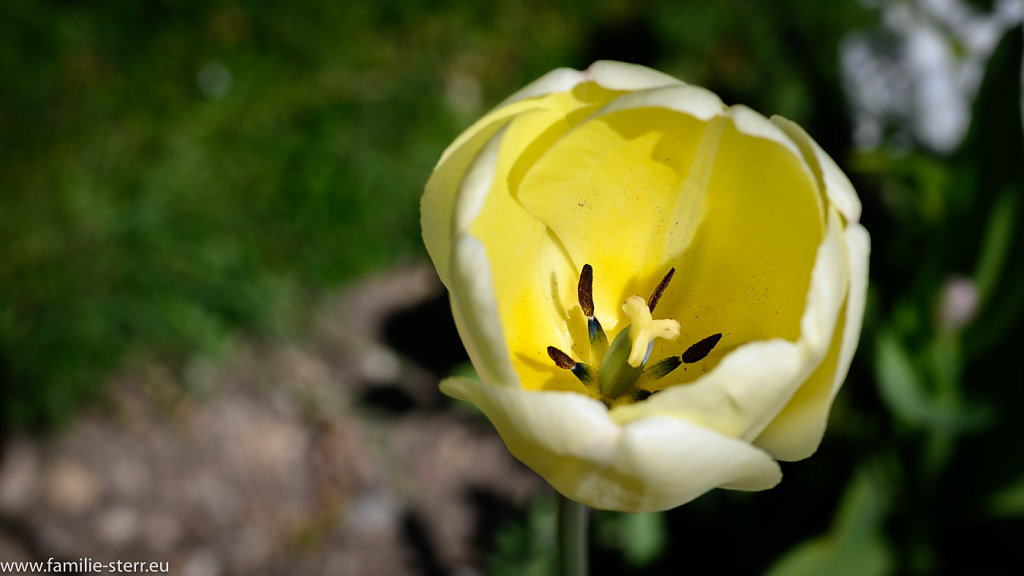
xmin=547 ymin=264 xmax=723 ymax=407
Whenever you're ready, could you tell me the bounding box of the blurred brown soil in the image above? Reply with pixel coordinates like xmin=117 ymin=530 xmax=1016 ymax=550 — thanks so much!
xmin=0 ymin=265 xmax=540 ymax=575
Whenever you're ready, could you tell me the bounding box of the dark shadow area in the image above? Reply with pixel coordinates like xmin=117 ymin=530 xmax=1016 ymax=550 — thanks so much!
xmin=357 ymin=385 xmax=419 ymax=415
xmin=582 ymin=11 xmax=661 ymax=68
xmin=400 ymin=511 xmax=447 ymax=576
xmin=383 ymin=290 xmax=467 ymax=378
xmin=936 ymin=516 xmax=1024 ymax=576
xmin=468 ymin=486 xmax=522 ymax=570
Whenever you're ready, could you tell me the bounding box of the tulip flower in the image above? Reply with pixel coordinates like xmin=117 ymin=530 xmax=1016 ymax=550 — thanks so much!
xmin=422 ymin=61 xmax=869 ymax=514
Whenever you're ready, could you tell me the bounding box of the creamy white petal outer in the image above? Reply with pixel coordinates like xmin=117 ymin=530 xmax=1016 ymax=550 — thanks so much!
xmin=441 ymin=377 xmax=781 ymax=513
xmin=449 ymin=236 xmax=522 ymax=390
xmin=751 ymin=117 xmax=871 ymax=461
xmin=771 ymin=115 xmax=862 ymax=222
xmin=423 ymin=112 xmax=519 ymax=286
xmin=594 ymin=83 xmax=725 ymax=121
xmin=495 ymin=68 xmax=585 ymax=110
xmin=444 ymin=128 xmax=525 ymax=389
xmin=581 ymin=60 xmax=683 ymax=91
xmin=833 ymin=224 xmax=870 ymax=402
xmin=753 ymin=222 xmax=871 ymax=460
xmin=495 ymin=60 xmax=681 ymax=109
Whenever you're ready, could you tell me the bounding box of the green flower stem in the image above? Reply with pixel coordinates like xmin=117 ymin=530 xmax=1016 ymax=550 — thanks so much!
xmin=557 ymin=492 xmax=589 ymax=576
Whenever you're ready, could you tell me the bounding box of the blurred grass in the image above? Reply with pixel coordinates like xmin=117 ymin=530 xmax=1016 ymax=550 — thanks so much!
xmin=0 ymin=1 xmax=462 ymax=428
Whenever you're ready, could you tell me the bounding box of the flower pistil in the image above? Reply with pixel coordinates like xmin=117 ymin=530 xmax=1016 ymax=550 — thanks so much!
xmin=547 ymin=265 xmax=723 ymax=407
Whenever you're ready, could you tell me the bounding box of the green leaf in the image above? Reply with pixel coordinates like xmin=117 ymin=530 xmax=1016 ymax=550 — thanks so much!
xmin=972 ymin=189 xmax=1018 ymax=309
xmin=620 ymin=512 xmax=667 ymax=568
xmin=490 ymin=493 xmax=556 ymax=576
xmin=874 ymin=328 xmax=929 ymax=427
xmin=989 ymin=476 xmax=1024 ymax=518
xmin=763 ymin=468 xmax=891 ymax=576
xmin=874 ymin=329 xmax=990 ymax=432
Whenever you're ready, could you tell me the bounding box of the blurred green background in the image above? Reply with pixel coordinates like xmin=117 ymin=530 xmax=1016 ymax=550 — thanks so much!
xmin=2 ymin=0 xmax=1023 ymax=574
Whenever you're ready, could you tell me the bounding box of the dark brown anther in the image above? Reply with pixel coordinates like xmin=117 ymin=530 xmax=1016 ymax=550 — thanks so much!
xmin=547 ymin=346 xmax=576 ymax=369
xmin=548 ymin=346 xmax=593 ymax=383
xmin=647 ymin=268 xmax=676 ymax=312
xmin=681 ymin=333 xmax=723 ymax=364
xmin=578 ymin=264 xmax=595 ymax=317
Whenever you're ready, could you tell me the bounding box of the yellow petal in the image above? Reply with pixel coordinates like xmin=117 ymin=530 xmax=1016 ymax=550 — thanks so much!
xmin=648 ymin=108 xmax=825 ymax=382
xmin=447 ymin=121 xmax=570 ymax=390
xmin=424 ymin=99 xmax=541 ymax=287
xmin=754 ymin=222 xmax=870 ymax=460
xmin=516 ymin=96 xmax=718 ymax=330
xmin=424 ymin=67 xmax=622 ymax=287
xmin=612 ymin=209 xmax=850 ymax=443
xmin=753 ymin=301 xmax=848 ymax=460
xmin=448 ymin=120 xmax=574 ymax=392
xmin=518 ymin=100 xmax=824 ymax=374
xmin=449 ymin=235 xmax=522 ymax=389
xmin=441 ymin=376 xmax=781 ymax=512
xmin=461 ymin=88 xmax=626 ymax=392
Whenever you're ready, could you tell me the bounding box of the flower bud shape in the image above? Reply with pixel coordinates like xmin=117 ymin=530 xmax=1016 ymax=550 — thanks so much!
xmin=421 ymin=61 xmax=870 ymax=513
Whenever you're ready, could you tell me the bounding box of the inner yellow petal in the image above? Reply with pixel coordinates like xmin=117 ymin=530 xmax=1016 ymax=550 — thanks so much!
xmin=516 ymin=105 xmax=823 ymax=391
xmin=468 ymin=83 xmax=624 ymax=392
xmin=647 ymin=119 xmax=824 ymax=388
xmin=517 ymin=107 xmax=710 ymax=331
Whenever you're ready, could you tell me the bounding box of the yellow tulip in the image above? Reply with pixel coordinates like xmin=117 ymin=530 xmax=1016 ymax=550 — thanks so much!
xmin=421 ymin=61 xmax=870 ymax=513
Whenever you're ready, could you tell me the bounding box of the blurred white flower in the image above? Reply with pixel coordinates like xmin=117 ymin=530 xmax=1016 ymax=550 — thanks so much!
xmin=841 ymin=0 xmax=1023 ymax=152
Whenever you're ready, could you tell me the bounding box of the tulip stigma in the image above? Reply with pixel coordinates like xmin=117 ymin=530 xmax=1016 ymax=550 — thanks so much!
xmin=623 ymin=295 xmax=680 ymax=367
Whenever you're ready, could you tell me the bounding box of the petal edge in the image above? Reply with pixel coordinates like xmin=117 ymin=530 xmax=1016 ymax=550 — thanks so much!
xmin=441 ymin=377 xmax=781 ymax=512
